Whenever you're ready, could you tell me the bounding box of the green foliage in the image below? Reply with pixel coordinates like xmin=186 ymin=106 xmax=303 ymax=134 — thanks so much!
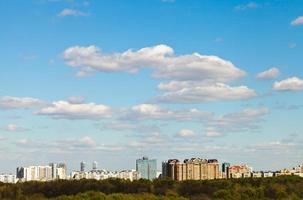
xmin=0 ymin=176 xmax=303 ymax=199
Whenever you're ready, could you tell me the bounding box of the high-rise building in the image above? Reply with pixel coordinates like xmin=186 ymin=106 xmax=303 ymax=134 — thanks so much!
xmin=16 ymin=165 xmax=53 ymax=182
xmin=92 ymin=161 xmax=98 ymax=170
xmin=162 ymin=158 xmax=220 ymax=181
xmin=136 ymin=157 xmax=157 ymax=180
xmin=49 ymin=163 xmax=58 ymax=179
xmin=80 ymin=162 xmax=86 ymax=172
xmin=222 ymin=162 xmax=230 ymax=178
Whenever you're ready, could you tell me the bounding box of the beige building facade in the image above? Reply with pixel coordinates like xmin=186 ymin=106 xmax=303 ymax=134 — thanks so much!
xmin=162 ymin=158 xmax=220 ymax=181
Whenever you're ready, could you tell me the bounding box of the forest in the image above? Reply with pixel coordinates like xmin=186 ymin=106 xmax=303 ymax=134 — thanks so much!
xmin=0 ymin=176 xmax=303 ymax=200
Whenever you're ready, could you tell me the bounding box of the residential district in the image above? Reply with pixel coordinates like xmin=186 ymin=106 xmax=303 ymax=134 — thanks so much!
xmin=0 ymin=157 xmax=302 ymax=184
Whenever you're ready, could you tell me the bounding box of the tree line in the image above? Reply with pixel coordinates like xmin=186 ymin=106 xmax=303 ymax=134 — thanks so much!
xmin=0 ymin=176 xmax=303 ymax=199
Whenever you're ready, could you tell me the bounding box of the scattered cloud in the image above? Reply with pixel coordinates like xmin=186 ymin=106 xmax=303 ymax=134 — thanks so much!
xmin=58 ymin=8 xmax=88 ymax=17
xmin=0 ymin=96 xmax=46 ymax=109
xmin=177 ymin=129 xmax=196 ymax=138
xmin=67 ymin=96 xmax=85 ymax=104
xmin=63 ymin=44 xmax=253 ymax=104
xmin=291 ymin=16 xmax=303 ymax=26
xmin=247 ymin=140 xmax=302 ymax=152
xmin=234 ymin=2 xmax=258 ymax=11
xmin=15 ymin=136 xmax=124 ymax=153
xmin=102 ymin=122 xmax=160 ymax=133
xmin=124 ymin=104 xmax=212 ymax=121
xmin=37 ymin=100 xmax=112 ymax=120
xmin=63 ymin=44 xmax=245 ymax=82
xmin=214 ymin=37 xmax=224 ymax=43
xmin=205 ymin=127 xmax=223 ymax=137
xmin=274 ymin=102 xmax=303 ymax=110
xmin=207 ymin=107 xmax=269 ymax=134
xmin=156 ymin=81 xmax=257 ymax=103
xmin=4 ymin=124 xmax=29 ymax=132
xmin=273 ymin=77 xmax=303 ymax=91
xmin=256 ymin=67 xmax=280 ymax=80
xmin=288 ymin=43 xmax=297 ymax=49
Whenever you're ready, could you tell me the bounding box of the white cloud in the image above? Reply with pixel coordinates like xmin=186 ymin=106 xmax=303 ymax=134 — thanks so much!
xmin=15 ymin=136 xmax=124 ymax=152
xmin=248 ymin=140 xmax=301 ymax=152
xmin=4 ymin=124 xmax=28 ymax=132
xmin=102 ymin=122 xmax=160 ymax=133
xmin=0 ymin=96 xmax=45 ymax=109
xmin=291 ymin=16 xmax=303 ymax=26
xmin=37 ymin=101 xmax=112 ymax=120
xmin=58 ymin=8 xmax=88 ymax=17
xmin=67 ymin=96 xmax=85 ymax=104
xmin=63 ymin=44 xmax=245 ymax=82
xmin=156 ymin=81 xmax=257 ymax=103
xmin=126 ymin=104 xmax=212 ymax=121
xmin=256 ymin=67 xmax=280 ymax=79
xmin=235 ymin=2 xmax=258 ymax=11
xmin=177 ymin=129 xmax=196 ymax=138
xmin=205 ymin=127 xmax=222 ymax=137
xmin=273 ymin=77 xmax=303 ymax=91
xmin=63 ymin=44 xmax=254 ymax=104
xmin=208 ymin=107 xmax=269 ymax=134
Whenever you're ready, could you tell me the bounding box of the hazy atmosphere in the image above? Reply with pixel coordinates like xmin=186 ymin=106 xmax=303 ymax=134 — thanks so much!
xmin=0 ymin=0 xmax=303 ymax=173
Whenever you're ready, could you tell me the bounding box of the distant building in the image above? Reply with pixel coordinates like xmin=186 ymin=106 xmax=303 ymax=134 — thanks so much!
xmin=162 ymin=158 xmax=220 ymax=181
xmin=92 ymin=161 xmax=98 ymax=171
xmin=229 ymin=165 xmax=252 ymax=178
xmin=0 ymin=174 xmax=17 ymax=183
xmin=16 ymin=166 xmax=52 ymax=182
xmin=49 ymin=163 xmax=66 ymax=180
xmin=136 ymin=157 xmax=157 ymax=180
xmin=80 ymin=162 xmax=86 ymax=172
xmin=16 ymin=163 xmax=66 ymax=182
xmin=118 ymin=170 xmax=140 ymax=181
xmin=222 ymin=162 xmax=230 ymax=178
xmin=71 ymin=169 xmax=140 ymax=181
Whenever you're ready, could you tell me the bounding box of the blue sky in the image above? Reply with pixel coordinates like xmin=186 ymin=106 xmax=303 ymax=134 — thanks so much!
xmin=0 ymin=0 xmax=303 ymax=173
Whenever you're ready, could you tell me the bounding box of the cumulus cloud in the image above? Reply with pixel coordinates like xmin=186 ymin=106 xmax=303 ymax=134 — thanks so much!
xmin=177 ymin=129 xmax=196 ymax=138
xmin=58 ymin=8 xmax=88 ymax=17
xmin=63 ymin=44 xmax=255 ymax=104
xmin=156 ymin=81 xmax=257 ymax=103
xmin=291 ymin=16 xmax=303 ymax=26
xmin=0 ymin=96 xmax=45 ymax=109
xmin=63 ymin=44 xmax=245 ymax=82
xmin=37 ymin=101 xmax=112 ymax=120
xmin=124 ymin=104 xmax=212 ymax=121
xmin=256 ymin=67 xmax=280 ymax=79
xmin=234 ymin=2 xmax=258 ymax=11
xmin=273 ymin=77 xmax=303 ymax=91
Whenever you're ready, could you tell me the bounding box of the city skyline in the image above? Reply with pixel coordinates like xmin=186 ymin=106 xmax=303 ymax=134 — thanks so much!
xmin=1 ymin=0 xmax=303 ymax=173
